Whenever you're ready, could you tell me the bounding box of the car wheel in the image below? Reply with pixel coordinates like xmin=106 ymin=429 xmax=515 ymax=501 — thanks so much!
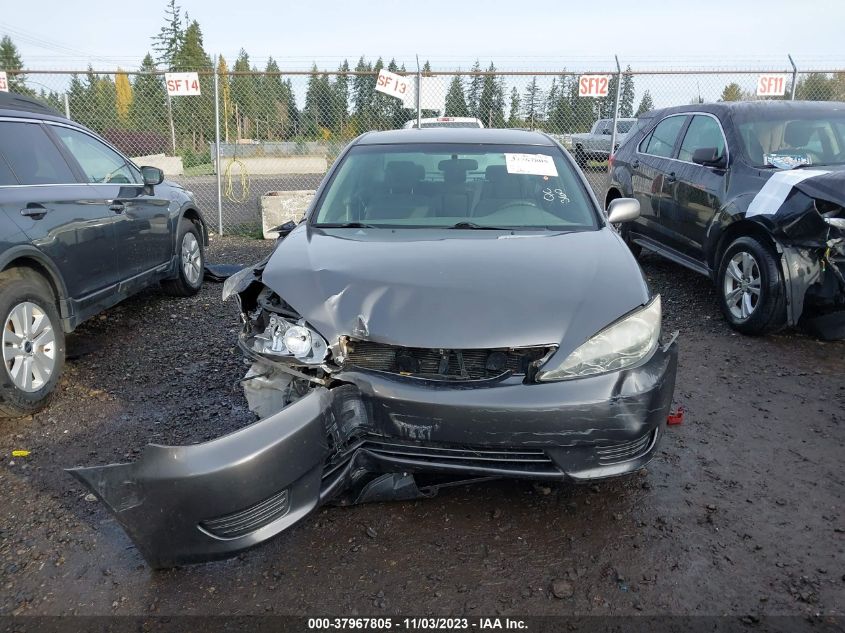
xmin=574 ymin=145 xmax=587 ymax=167
xmin=716 ymin=236 xmax=786 ymax=335
xmin=162 ymin=219 xmax=204 ymax=297
xmin=0 ymin=269 xmax=65 ymax=418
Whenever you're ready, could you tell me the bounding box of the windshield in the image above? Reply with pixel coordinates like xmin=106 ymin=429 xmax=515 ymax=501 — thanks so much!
xmin=736 ymin=112 xmax=845 ymax=168
xmin=312 ymin=143 xmax=598 ymax=230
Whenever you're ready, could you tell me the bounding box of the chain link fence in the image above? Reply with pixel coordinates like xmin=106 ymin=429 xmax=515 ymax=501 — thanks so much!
xmin=14 ymin=64 xmax=845 ymax=234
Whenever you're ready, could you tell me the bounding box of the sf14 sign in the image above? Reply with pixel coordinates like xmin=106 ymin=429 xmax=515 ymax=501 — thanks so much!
xmin=756 ymin=74 xmax=788 ymax=97
xmin=0 ymin=72 xmax=7 ymax=92
xmin=375 ymin=69 xmax=412 ymax=100
xmin=578 ymin=75 xmax=611 ymax=98
xmin=165 ymin=72 xmax=201 ymax=96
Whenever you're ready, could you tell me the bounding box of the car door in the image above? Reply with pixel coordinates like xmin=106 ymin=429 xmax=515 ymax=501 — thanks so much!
xmin=668 ymin=114 xmax=730 ymax=264
xmin=0 ymin=119 xmax=119 ymax=305
xmin=628 ymin=114 xmax=688 ymax=245
xmin=46 ymin=124 xmax=173 ymax=283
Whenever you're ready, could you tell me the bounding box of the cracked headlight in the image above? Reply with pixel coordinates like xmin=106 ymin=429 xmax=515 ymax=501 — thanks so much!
xmin=253 ymin=315 xmax=328 ymax=365
xmin=537 ymin=296 xmax=661 ymax=381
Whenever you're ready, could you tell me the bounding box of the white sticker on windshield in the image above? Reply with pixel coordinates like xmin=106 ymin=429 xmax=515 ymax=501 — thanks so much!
xmin=763 ymin=153 xmax=812 ymax=170
xmin=505 ymin=153 xmax=558 ymax=177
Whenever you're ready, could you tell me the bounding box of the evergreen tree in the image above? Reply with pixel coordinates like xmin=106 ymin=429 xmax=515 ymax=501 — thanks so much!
xmin=544 ymin=78 xmax=558 ymax=125
xmin=720 ymin=83 xmax=743 ymax=102
xmin=635 ymin=90 xmax=654 ymax=116
xmin=217 ymin=54 xmax=234 ymax=142
xmin=619 ymin=66 xmax=635 ymax=117
xmin=466 ymin=60 xmax=482 ymax=118
xmin=795 ymin=73 xmax=837 ymax=101
xmin=333 ymin=59 xmax=350 ymax=135
xmin=522 ymin=76 xmax=543 ymax=129
xmin=478 ymin=62 xmax=505 ymax=127
xmin=152 ymin=0 xmax=184 ymax=69
xmin=352 ymin=56 xmax=372 ymax=119
xmin=508 ymin=86 xmax=521 ymax=127
xmin=281 ymin=79 xmax=300 ymax=138
xmin=547 ymin=73 xmax=574 ymax=134
xmin=115 ymin=69 xmax=133 ymax=125
xmin=171 ymin=20 xmax=213 ymax=149
xmin=444 ymin=74 xmax=469 ymax=117
xmin=257 ymin=57 xmax=284 ymax=140
xmin=231 ymin=49 xmax=258 ymax=139
xmin=600 ymin=73 xmax=619 ymax=118
xmin=131 ymin=53 xmax=167 ymax=134
xmin=0 ymin=36 xmax=29 ymax=93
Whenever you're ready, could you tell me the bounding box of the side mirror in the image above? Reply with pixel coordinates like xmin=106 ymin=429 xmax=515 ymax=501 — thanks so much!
xmin=691 ymin=147 xmax=726 ymax=168
xmin=140 ymin=166 xmax=164 ymax=186
xmin=601 ymin=128 xmax=611 ymax=135
xmin=607 ymin=197 xmax=640 ymax=224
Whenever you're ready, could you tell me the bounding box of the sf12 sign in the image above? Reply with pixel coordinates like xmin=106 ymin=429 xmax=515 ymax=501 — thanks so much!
xmin=165 ymin=72 xmax=201 ymax=96
xmin=757 ymin=74 xmax=788 ymax=97
xmin=578 ymin=75 xmax=611 ymax=98
xmin=375 ymin=69 xmax=412 ymax=100
xmin=0 ymin=72 xmax=7 ymax=92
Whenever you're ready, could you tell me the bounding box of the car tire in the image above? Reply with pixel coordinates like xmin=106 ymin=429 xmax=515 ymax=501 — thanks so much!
xmin=716 ymin=236 xmax=786 ymax=335
xmin=0 ymin=269 xmax=65 ymax=418
xmin=162 ymin=219 xmax=204 ymax=297
xmin=574 ymin=145 xmax=587 ymax=168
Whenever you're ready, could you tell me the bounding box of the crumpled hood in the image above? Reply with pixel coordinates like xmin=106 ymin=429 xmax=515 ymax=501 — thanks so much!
xmin=261 ymin=225 xmax=650 ymax=354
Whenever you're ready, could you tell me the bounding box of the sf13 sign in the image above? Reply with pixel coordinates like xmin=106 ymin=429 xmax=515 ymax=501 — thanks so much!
xmin=757 ymin=74 xmax=788 ymax=97
xmin=375 ymin=69 xmax=412 ymax=99
xmin=0 ymin=72 xmax=7 ymax=92
xmin=578 ymin=75 xmax=611 ymax=98
xmin=165 ymin=72 xmax=201 ymax=96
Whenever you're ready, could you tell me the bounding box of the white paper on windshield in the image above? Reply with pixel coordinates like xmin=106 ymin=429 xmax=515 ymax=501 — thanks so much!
xmin=504 ymin=153 xmax=558 ymax=177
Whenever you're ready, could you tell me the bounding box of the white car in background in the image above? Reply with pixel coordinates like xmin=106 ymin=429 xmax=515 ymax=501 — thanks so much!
xmin=403 ymin=116 xmax=484 ymax=129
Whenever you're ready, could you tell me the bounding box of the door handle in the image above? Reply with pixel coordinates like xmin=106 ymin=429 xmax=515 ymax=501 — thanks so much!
xmin=20 ymin=203 xmax=49 ymax=219
xmin=109 ymin=201 xmax=126 ymax=214
xmin=666 ymin=172 xmax=677 ymax=183
xmin=631 ymin=159 xmax=640 ymax=169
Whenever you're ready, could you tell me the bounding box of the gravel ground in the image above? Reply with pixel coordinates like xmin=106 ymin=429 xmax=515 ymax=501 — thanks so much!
xmin=0 ymin=234 xmax=843 ymax=618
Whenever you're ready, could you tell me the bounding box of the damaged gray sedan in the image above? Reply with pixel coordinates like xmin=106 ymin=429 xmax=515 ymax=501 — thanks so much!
xmin=70 ymin=128 xmax=678 ymax=568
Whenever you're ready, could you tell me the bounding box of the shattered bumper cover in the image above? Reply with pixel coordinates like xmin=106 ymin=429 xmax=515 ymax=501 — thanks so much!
xmin=69 ymin=340 xmax=677 ymax=568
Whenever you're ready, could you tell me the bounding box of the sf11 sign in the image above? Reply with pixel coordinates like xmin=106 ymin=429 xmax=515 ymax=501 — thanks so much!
xmin=0 ymin=72 xmax=7 ymax=92
xmin=578 ymin=75 xmax=611 ymax=98
xmin=375 ymin=69 xmax=412 ymax=100
xmin=757 ymin=74 xmax=788 ymax=97
xmin=165 ymin=72 xmax=201 ymax=96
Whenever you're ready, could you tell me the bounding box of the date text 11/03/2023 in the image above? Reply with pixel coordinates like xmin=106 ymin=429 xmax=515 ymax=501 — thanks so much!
xmin=307 ymin=618 xmax=529 ymax=630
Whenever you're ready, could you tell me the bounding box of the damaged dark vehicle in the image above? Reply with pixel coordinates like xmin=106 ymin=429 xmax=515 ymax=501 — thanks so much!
xmin=607 ymin=101 xmax=845 ymax=339
xmin=70 ymin=129 xmax=679 ymax=568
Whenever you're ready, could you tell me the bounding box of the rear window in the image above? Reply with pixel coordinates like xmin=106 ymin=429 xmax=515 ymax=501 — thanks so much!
xmin=0 ymin=121 xmax=76 ymax=185
xmin=313 ymin=143 xmax=598 ymax=230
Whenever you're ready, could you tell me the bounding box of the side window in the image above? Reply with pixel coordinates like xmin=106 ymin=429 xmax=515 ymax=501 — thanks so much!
xmin=641 ymin=116 xmax=686 ymax=158
xmin=0 ymin=121 xmax=76 ymax=185
xmin=0 ymin=154 xmax=17 ymax=186
xmin=678 ymin=115 xmax=726 ymax=162
xmin=50 ymin=126 xmax=138 ymax=184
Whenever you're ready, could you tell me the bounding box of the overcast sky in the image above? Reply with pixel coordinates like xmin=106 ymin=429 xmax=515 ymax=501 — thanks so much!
xmin=3 ymin=0 xmax=844 ymax=72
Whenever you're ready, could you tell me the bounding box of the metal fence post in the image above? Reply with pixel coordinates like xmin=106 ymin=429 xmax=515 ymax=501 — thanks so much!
xmin=213 ymin=62 xmax=223 ymax=235
xmin=166 ymin=92 xmax=176 ymax=153
xmin=608 ymin=55 xmax=622 ymax=177
xmin=63 ymin=93 xmax=70 ymax=119
xmin=416 ymin=54 xmax=421 ymax=128
xmin=788 ymin=54 xmax=798 ymax=100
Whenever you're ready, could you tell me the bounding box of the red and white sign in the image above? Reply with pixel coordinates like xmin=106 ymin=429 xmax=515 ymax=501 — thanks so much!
xmin=165 ymin=72 xmax=201 ymax=96
xmin=375 ymin=69 xmax=411 ymax=100
xmin=578 ymin=75 xmax=611 ymax=98
xmin=0 ymin=72 xmax=8 ymax=92
xmin=756 ymin=74 xmax=788 ymax=97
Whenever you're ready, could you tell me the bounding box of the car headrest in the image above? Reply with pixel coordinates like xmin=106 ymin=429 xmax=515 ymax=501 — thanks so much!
xmin=484 ymin=165 xmax=522 ymax=198
xmin=784 ymin=120 xmax=814 ymax=147
xmin=438 ymin=158 xmax=477 ymax=186
xmin=384 ymin=161 xmax=423 ymax=193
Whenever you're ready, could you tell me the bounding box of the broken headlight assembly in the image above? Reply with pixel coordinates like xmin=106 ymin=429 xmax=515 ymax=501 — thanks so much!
xmin=251 ymin=314 xmax=328 ymax=365
xmin=537 ymin=295 xmax=661 ymax=381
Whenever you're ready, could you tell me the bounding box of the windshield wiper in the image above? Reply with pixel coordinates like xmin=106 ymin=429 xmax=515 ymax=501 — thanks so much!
xmin=448 ymin=221 xmax=514 ymax=230
xmin=315 ymin=222 xmax=377 ymax=228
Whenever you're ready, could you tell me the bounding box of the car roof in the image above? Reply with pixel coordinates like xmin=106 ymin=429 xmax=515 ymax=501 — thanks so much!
xmin=355 ymin=127 xmax=557 ymax=146
xmin=641 ymin=100 xmax=845 ymax=120
xmin=0 ymin=91 xmax=65 ymax=120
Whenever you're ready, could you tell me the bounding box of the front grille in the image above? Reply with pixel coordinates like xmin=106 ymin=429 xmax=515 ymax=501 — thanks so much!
xmin=596 ymin=430 xmax=657 ymax=466
xmin=343 ymin=340 xmax=552 ymax=380
xmin=199 ymin=489 xmax=290 ymax=539
xmin=344 ymin=435 xmax=560 ymax=475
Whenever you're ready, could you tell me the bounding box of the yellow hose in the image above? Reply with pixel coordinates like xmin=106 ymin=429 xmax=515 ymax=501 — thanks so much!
xmin=223 ymin=157 xmax=250 ymax=203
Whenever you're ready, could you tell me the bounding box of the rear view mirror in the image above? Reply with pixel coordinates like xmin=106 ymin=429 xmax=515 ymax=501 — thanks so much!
xmin=691 ymin=147 xmax=726 ymax=168
xmin=607 ymin=198 xmax=640 ymax=224
xmin=140 ymin=166 xmax=164 ymax=186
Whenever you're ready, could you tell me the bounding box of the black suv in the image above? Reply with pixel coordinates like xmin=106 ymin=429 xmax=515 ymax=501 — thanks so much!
xmin=0 ymin=92 xmax=208 ymax=416
xmin=606 ymin=101 xmax=845 ymax=337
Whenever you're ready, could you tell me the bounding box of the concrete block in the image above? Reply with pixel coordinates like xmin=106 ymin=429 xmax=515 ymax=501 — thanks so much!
xmin=260 ymin=190 xmax=315 ymax=239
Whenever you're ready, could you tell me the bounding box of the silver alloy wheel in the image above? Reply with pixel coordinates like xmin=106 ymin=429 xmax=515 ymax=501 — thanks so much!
xmin=181 ymin=231 xmax=202 ymax=286
xmin=723 ymin=251 xmax=762 ymax=320
xmin=2 ymin=301 xmax=57 ymax=392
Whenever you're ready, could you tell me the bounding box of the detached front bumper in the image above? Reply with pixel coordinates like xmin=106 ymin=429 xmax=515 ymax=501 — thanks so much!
xmin=70 ymin=340 xmax=677 ymax=568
